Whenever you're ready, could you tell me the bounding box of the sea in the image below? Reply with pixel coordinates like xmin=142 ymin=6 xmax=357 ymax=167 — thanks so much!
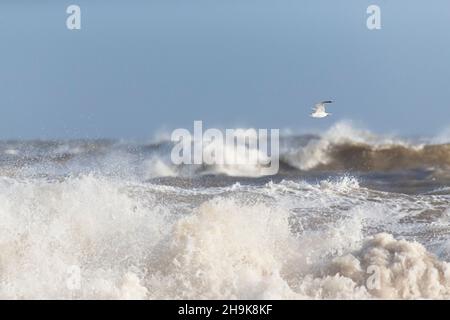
xmin=1 ymin=121 xmax=450 ymax=299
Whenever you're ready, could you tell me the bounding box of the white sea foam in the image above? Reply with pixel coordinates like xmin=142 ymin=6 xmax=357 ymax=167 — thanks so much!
xmin=0 ymin=175 xmax=169 ymax=299
xmin=0 ymin=174 xmax=449 ymax=299
xmin=312 ymin=233 xmax=450 ymax=299
xmin=142 ymin=157 xmax=178 ymax=179
xmin=284 ymin=121 xmax=420 ymax=171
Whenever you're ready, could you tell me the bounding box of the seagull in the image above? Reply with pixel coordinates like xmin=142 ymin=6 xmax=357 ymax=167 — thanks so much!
xmin=310 ymin=100 xmax=333 ymax=118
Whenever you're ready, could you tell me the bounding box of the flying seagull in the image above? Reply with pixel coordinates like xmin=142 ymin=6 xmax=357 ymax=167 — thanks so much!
xmin=311 ymin=100 xmax=333 ymax=118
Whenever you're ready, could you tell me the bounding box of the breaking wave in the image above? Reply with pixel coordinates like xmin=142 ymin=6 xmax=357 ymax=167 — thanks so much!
xmin=0 ymin=174 xmax=450 ymax=299
xmin=282 ymin=122 xmax=450 ymax=172
xmin=1 ymin=123 xmax=450 ymax=299
xmin=1 ymin=122 xmax=450 ymax=180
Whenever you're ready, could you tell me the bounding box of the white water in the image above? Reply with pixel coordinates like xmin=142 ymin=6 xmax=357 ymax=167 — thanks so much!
xmin=283 ymin=121 xmax=422 ymax=171
xmin=1 ymin=174 xmax=449 ymax=299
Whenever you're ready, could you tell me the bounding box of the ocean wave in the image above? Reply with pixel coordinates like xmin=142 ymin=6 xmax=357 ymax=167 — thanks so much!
xmin=282 ymin=122 xmax=450 ymax=172
xmin=0 ymin=174 xmax=449 ymax=299
xmin=308 ymin=233 xmax=450 ymax=299
xmin=1 ymin=122 xmax=450 ymax=180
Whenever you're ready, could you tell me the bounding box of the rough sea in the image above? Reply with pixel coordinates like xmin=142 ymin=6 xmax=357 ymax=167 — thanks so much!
xmin=1 ymin=122 xmax=450 ymax=299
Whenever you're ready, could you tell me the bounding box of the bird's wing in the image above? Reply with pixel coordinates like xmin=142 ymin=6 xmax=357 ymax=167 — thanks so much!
xmin=314 ymin=103 xmax=325 ymax=113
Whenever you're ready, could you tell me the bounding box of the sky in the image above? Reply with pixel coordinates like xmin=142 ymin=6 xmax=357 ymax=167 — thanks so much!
xmin=0 ymin=0 xmax=449 ymax=139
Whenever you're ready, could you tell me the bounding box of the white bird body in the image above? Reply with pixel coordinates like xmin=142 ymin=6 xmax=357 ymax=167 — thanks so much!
xmin=311 ymin=100 xmax=333 ymax=118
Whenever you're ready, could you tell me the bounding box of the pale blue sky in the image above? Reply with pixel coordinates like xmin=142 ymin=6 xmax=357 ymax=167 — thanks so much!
xmin=0 ymin=0 xmax=449 ymax=139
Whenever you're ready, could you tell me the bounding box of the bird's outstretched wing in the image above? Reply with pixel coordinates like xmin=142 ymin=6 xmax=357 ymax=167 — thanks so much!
xmin=313 ymin=103 xmax=325 ymax=113
xmin=313 ymin=100 xmax=333 ymax=112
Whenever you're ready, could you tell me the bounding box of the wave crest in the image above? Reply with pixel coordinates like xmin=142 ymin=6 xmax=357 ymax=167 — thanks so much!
xmin=283 ymin=122 xmax=450 ymax=172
